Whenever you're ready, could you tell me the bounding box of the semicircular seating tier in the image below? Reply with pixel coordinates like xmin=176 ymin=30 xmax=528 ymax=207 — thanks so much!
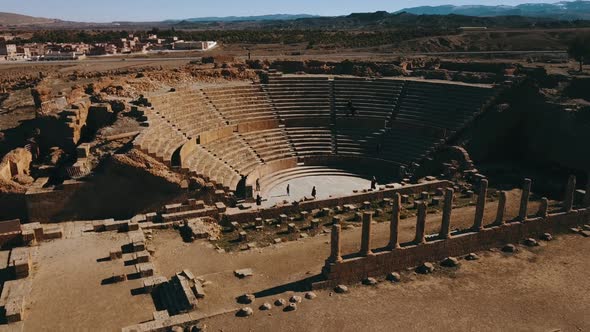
xmin=133 ymin=77 xmax=500 ymax=193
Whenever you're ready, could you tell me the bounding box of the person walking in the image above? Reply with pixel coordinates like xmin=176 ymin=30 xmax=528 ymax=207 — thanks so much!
xmin=371 ymin=176 xmax=377 ymax=190
xmin=287 ymin=184 xmax=290 ymax=196
xmin=255 ymin=178 xmax=261 ymax=192
xmin=256 ymin=194 xmax=262 ymax=206
xmin=311 ymin=186 xmax=317 ymax=198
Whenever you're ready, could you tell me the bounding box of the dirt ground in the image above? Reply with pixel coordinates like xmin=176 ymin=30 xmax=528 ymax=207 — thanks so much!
xmin=0 ymin=189 xmax=586 ymax=331
xmin=204 ymin=233 xmax=590 ymax=332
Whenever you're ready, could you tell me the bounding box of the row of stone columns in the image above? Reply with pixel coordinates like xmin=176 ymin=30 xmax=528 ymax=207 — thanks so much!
xmin=327 ymin=175 xmax=584 ymax=263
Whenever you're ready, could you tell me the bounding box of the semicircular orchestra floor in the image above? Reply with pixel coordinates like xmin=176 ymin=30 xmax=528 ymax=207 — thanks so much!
xmin=258 ymin=166 xmax=374 ymax=208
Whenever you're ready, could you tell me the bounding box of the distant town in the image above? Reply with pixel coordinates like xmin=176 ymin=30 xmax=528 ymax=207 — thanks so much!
xmin=0 ymin=34 xmax=217 ymax=61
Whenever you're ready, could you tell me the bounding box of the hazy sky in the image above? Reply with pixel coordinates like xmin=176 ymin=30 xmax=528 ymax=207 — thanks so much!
xmin=2 ymin=0 xmax=568 ymax=22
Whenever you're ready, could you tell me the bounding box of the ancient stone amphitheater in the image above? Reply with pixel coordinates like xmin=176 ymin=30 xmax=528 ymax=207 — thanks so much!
xmin=134 ymin=74 xmax=498 ymax=198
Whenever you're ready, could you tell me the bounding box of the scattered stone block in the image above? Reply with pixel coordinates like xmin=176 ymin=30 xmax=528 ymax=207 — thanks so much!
xmin=10 ymin=247 xmax=30 ymax=279
xmin=401 ymin=194 xmax=410 ymax=204
xmin=238 ymin=231 xmax=248 ymax=242
xmin=416 ymin=262 xmax=435 ymax=274
xmin=332 ymin=216 xmax=341 ymax=225
xmin=237 ymin=307 xmax=253 ymax=317
xmin=259 ymin=303 xmax=272 ymax=311
xmin=274 ymin=298 xmax=287 ymax=306
xmin=362 ymin=201 xmax=371 ymax=209
xmin=310 ymin=219 xmax=320 ymax=229
xmin=289 ymin=295 xmax=302 ymax=303
xmin=343 ymin=204 xmax=358 ymax=212
xmin=465 ymin=253 xmax=479 ymax=261
xmin=279 ymin=214 xmax=288 ymax=223
xmin=215 ymin=202 xmax=227 ymax=213
xmin=273 ymin=238 xmax=282 ymax=244
xmin=321 ymin=208 xmax=332 ymax=216
xmin=109 ymin=248 xmax=123 ymax=260
xmin=386 ymin=272 xmax=401 ymax=282
xmin=431 ymin=197 xmax=442 ymax=206
xmin=192 ymin=281 xmax=206 ymax=299
xmin=231 ymin=222 xmax=241 ymax=231
xmin=142 ymin=276 xmax=167 ymax=293
xmin=375 ymin=208 xmax=384 ymax=217
xmin=300 ymin=211 xmax=309 ymax=220
xmin=111 ymin=273 xmax=127 ymax=283
xmin=234 ymin=268 xmax=253 ymax=279
xmin=381 ymin=198 xmax=391 ymax=206
xmin=334 ymin=285 xmax=349 ymax=294
xmin=540 ymin=233 xmax=553 ymax=241
xmin=354 ymin=212 xmax=362 ymax=221
xmin=254 ymin=218 xmax=263 ymax=226
xmin=465 ymin=190 xmax=475 ymax=198
xmin=135 ymin=263 xmax=155 ymax=278
xmin=288 ymin=223 xmax=297 ymax=234
xmin=440 ymin=257 xmax=460 ymax=268
xmin=362 ymin=277 xmax=378 ymax=286
xmin=134 ymin=251 xmax=150 ymax=263
xmin=133 ymin=241 xmax=146 ymax=252
xmin=284 ymin=303 xmax=297 ymax=312
xmin=502 ymin=244 xmax=517 ymax=253
xmin=523 ymin=238 xmax=539 ymax=247
xmin=238 ymin=294 xmax=255 ymax=304
xmin=127 ymin=222 xmax=139 ymax=232
xmin=5 ymin=296 xmax=24 ymax=323
xmin=420 ymin=191 xmax=430 ymax=200
xmin=299 ymin=233 xmax=309 ymax=239
xmin=247 ymin=242 xmax=257 ymax=250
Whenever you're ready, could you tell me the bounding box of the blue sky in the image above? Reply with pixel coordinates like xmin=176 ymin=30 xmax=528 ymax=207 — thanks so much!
xmin=3 ymin=0 xmax=567 ymax=22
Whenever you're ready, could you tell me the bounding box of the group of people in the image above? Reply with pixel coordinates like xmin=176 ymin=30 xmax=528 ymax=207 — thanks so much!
xmin=254 ymin=175 xmax=378 ymax=206
xmin=254 ymin=178 xmax=317 ymax=206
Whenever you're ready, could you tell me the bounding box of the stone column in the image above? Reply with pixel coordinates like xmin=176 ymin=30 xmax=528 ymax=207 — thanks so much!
xmin=359 ymin=212 xmax=374 ymax=256
xmin=518 ymin=178 xmax=531 ymax=221
xmin=537 ymin=197 xmax=549 ymax=218
xmin=495 ymin=191 xmax=507 ymax=225
xmin=414 ymin=202 xmax=427 ymax=244
xmin=440 ymin=188 xmax=454 ymax=239
xmin=328 ymin=224 xmax=343 ymax=263
xmin=472 ymin=179 xmax=488 ymax=231
xmin=388 ymin=193 xmax=401 ymax=249
xmin=563 ymin=175 xmax=576 ymax=212
xmin=584 ymin=176 xmax=590 ymax=208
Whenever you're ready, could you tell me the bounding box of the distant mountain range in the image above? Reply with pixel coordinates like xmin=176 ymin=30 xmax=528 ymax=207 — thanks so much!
xmin=398 ymin=1 xmax=590 ymax=20
xmin=165 ymin=14 xmax=318 ymax=23
xmin=0 ymin=12 xmax=61 ymax=26
xmin=1 ymin=1 xmax=590 ymax=29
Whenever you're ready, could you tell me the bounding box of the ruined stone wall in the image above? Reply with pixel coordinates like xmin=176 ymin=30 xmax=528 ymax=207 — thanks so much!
xmin=227 ymin=180 xmax=450 ymax=223
xmin=318 ymin=209 xmax=589 ymax=287
xmin=317 ymin=176 xmax=589 ymax=287
xmin=0 ymin=148 xmax=32 ymax=182
xmin=25 ymin=155 xmax=188 ymax=222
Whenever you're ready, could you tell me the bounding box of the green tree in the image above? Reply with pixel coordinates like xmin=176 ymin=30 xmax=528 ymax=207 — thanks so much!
xmin=568 ymin=34 xmax=590 ymax=72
